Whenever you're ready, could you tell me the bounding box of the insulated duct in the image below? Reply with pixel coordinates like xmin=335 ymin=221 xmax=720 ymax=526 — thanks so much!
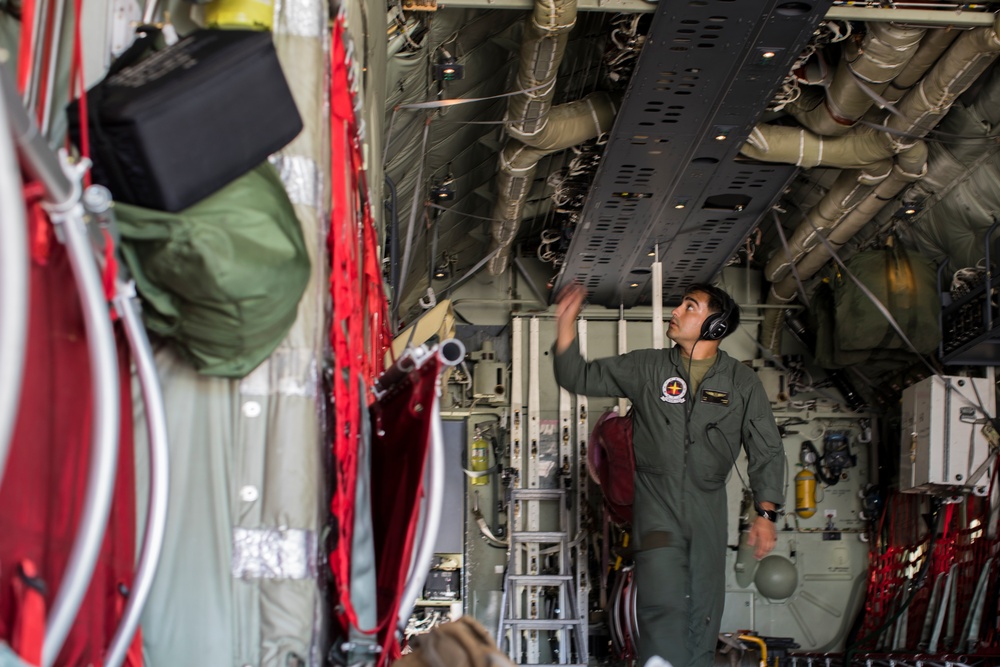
xmin=761 ymin=142 xmax=928 ymax=353
xmin=745 ymin=15 xmax=1000 ymax=169
xmin=486 ymin=0 xmax=617 ymax=275
xmin=764 ymin=160 xmax=893 ymax=282
xmin=752 ymin=16 xmax=1000 ymax=354
xmin=882 ymin=27 xmax=961 ymax=104
xmin=789 ymin=22 xmax=925 ymax=137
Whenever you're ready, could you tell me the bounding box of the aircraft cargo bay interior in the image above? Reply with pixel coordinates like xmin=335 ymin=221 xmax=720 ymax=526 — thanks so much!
xmin=1 ymin=1 xmax=1000 ymax=666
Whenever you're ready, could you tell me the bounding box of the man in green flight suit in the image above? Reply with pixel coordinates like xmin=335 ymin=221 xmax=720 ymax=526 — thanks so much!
xmin=553 ymin=283 xmax=785 ymax=667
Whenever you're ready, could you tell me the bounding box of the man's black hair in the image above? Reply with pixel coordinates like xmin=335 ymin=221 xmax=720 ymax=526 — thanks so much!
xmin=684 ymin=283 xmax=741 ymax=339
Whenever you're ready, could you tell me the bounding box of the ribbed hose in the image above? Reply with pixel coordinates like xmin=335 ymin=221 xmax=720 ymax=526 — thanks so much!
xmin=790 ymin=23 xmax=925 ymax=137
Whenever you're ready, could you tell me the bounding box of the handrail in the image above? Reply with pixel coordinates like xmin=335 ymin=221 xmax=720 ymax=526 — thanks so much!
xmin=1 ymin=63 xmax=73 ymax=206
xmin=41 ymin=180 xmax=121 ymax=667
xmin=37 ymin=0 xmax=67 ymax=138
xmin=0 ymin=50 xmax=30 ymax=487
xmin=395 ymin=339 xmax=465 ymax=631
xmin=3 ymin=59 xmax=124 ymax=667
xmin=104 ymin=278 xmax=170 ymax=667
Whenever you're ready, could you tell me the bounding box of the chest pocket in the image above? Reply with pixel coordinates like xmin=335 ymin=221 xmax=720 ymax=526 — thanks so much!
xmin=632 ymin=381 xmax=684 ymax=474
xmin=689 ymin=381 xmax=742 ymax=490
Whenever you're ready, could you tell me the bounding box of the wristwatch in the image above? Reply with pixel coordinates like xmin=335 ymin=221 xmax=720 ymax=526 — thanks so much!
xmin=756 ymin=506 xmax=779 ymax=522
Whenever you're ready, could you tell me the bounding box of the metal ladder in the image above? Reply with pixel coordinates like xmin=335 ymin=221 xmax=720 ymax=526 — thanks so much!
xmin=499 ymin=318 xmax=587 ymax=666
xmin=501 ymin=487 xmax=586 ymax=666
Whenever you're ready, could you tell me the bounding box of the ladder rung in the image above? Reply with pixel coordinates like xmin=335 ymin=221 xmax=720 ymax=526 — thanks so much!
xmin=505 ymin=619 xmax=584 ymax=630
xmin=511 ymin=489 xmax=565 ymax=500
xmin=511 ymin=531 xmax=567 ymax=543
xmin=508 ymin=574 xmax=573 ymax=586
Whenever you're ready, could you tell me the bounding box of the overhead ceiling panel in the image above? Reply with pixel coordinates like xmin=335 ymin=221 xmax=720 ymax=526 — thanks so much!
xmin=555 ymin=0 xmax=833 ymax=307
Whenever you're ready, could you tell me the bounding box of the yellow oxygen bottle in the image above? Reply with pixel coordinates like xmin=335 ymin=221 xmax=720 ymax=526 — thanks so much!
xmin=470 ymin=435 xmax=489 ymax=486
xmin=795 ymin=467 xmax=817 ymax=518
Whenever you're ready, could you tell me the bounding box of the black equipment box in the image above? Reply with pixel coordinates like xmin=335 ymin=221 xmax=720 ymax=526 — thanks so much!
xmin=422 ymin=569 xmax=460 ymax=601
xmin=72 ymin=29 xmax=302 ymax=212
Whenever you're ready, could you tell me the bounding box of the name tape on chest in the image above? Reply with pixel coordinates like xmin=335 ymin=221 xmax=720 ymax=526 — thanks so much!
xmin=700 ymin=389 xmax=730 ymax=405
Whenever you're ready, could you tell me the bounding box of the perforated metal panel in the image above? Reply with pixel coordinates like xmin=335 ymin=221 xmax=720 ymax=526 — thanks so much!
xmin=556 ymin=0 xmax=833 ymax=307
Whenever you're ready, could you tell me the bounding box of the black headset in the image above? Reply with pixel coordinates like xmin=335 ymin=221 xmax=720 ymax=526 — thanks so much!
xmin=699 ymin=288 xmax=736 ymax=341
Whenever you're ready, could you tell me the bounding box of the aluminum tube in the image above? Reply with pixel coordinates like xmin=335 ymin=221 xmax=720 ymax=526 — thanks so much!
xmin=23 ymin=0 xmax=49 ymax=111
xmin=104 ymin=287 xmax=169 ymax=667
xmin=142 ymin=0 xmax=160 ymax=25
xmin=1 ymin=63 xmax=74 ymax=206
xmin=397 ymin=389 xmax=445 ymax=632
xmin=651 ymin=260 xmax=663 ymax=349
xmin=39 ymin=0 xmax=68 ymax=138
xmin=43 ymin=205 xmax=121 ymax=667
xmin=0 ymin=63 xmax=29 ymax=487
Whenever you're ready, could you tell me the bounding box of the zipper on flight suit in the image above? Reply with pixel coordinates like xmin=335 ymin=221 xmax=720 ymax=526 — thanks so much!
xmin=680 ymin=361 xmax=721 ymax=518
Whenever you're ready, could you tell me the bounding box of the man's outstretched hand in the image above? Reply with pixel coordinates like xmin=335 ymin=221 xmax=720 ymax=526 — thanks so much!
xmin=555 ymin=284 xmax=586 ymax=353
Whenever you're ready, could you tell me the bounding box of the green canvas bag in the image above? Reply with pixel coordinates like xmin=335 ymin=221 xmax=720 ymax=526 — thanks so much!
xmin=114 ymin=162 xmax=310 ymax=378
xmin=834 ymin=244 xmax=940 ymax=355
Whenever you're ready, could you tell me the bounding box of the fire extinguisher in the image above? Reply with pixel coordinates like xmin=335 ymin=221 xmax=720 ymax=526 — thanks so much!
xmin=470 ymin=434 xmax=489 ymax=486
xmin=795 ymin=466 xmax=816 ymax=518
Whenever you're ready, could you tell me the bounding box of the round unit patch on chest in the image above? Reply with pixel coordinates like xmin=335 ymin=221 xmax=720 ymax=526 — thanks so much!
xmin=660 ymin=377 xmax=687 ymax=403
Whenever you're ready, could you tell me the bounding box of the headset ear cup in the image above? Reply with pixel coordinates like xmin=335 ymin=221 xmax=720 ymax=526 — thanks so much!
xmin=701 ymin=314 xmax=722 ymax=340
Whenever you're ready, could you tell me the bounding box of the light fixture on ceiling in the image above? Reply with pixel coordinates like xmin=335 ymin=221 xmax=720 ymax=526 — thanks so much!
xmin=431 ymin=177 xmax=455 ymax=202
xmin=433 ymin=50 xmax=464 ymax=82
xmin=629 ymin=282 xmax=639 ymax=288
xmin=673 ymin=198 xmax=688 ymax=210
xmin=433 ymin=265 xmax=451 ymax=280
xmin=897 ymin=203 xmax=922 ymax=217
xmin=712 ymin=125 xmax=735 ymax=142
xmin=757 ymin=47 xmax=782 ymax=63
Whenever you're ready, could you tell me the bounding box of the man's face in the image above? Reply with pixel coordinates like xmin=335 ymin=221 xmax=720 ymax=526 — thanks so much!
xmin=667 ymin=290 xmax=714 ymax=346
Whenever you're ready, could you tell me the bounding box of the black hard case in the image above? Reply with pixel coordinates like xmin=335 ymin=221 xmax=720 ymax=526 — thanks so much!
xmin=72 ymin=29 xmax=302 ymax=212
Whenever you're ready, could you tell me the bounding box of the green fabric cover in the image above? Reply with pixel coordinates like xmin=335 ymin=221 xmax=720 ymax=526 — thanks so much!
xmin=834 ymin=246 xmax=940 ymax=355
xmin=115 ymin=162 xmax=310 ymax=378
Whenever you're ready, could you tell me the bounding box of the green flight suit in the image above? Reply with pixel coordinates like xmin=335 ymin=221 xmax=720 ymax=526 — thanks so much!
xmin=553 ymin=340 xmax=785 ymax=667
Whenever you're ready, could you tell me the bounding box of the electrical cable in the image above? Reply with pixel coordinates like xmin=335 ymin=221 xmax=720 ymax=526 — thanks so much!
xmin=397 ymin=118 xmax=431 ymax=304
xmin=397 ymin=80 xmax=562 ymax=110
xmin=426 ymin=202 xmax=495 ymax=221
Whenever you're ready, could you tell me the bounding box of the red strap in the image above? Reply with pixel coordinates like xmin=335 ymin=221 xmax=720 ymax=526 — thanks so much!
xmin=69 ymin=0 xmax=90 ymax=172
xmin=328 ymin=17 xmax=393 ymax=640
xmin=328 ymin=20 xmax=369 ymax=635
xmin=101 ymin=228 xmax=119 ymax=306
xmin=22 ymin=181 xmax=52 ymax=265
xmin=11 ymin=560 xmax=45 ymax=666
